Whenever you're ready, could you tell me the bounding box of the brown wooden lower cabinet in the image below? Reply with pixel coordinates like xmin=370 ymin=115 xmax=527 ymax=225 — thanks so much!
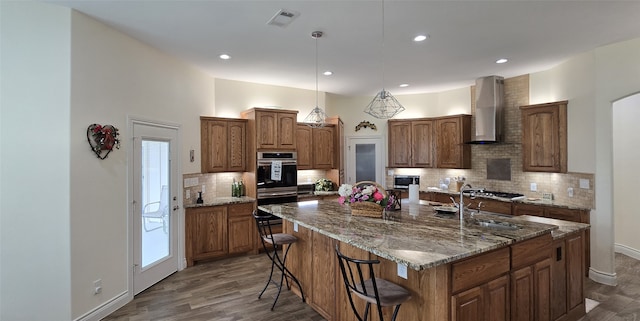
xmin=551 ymin=231 xmax=586 ymax=321
xmin=185 ymin=202 xmax=255 ymax=266
xmin=283 ymin=227 xmax=584 ymax=321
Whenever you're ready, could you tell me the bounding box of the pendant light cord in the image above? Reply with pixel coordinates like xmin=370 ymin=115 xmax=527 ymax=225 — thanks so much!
xmin=381 ymin=0 xmax=385 ymax=92
xmin=315 ymin=32 xmax=319 ymax=107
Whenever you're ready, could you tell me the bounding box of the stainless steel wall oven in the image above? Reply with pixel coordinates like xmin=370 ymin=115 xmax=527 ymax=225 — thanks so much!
xmin=256 ymin=152 xmax=298 ymax=213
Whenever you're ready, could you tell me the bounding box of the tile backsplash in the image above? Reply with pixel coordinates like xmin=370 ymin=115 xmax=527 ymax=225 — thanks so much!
xmin=183 ymin=172 xmax=244 ymax=205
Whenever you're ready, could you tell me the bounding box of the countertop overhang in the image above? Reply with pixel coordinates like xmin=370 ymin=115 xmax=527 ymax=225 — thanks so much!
xmin=259 ymin=200 xmax=588 ymax=271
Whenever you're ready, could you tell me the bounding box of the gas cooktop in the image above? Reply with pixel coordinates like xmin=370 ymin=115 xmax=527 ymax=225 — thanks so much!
xmin=472 ymin=190 xmax=525 ymax=200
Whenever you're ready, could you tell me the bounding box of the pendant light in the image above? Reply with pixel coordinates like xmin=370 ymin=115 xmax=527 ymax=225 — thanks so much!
xmin=363 ymin=0 xmax=405 ymax=119
xmin=304 ymin=31 xmax=328 ymax=128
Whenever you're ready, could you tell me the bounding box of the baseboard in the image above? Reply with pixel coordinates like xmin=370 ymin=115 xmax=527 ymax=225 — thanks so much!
xmin=589 ymin=267 xmax=617 ymax=286
xmin=614 ymin=243 xmax=640 ymax=260
xmin=73 ymin=290 xmax=132 ymax=321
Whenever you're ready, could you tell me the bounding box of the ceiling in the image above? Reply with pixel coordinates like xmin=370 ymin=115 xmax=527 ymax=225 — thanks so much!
xmin=48 ymin=0 xmax=640 ymax=96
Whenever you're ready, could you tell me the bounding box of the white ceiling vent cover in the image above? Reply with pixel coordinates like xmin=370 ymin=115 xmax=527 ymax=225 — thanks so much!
xmin=266 ymin=9 xmax=300 ymax=28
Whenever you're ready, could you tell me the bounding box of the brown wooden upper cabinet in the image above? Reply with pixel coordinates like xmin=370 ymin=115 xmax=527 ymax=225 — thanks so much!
xmin=435 ymin=115 xmax=471 ymax=169
xmin=520 ymin=101 xmax=568 ymax=173
xmin=200 ymin=117 xmax=247 ymax=173
xmin=296 ymin=123 xmax=335 ymax=170
xmin=388 ymin=119 xmax=434 ymax=168
xmin=241 ymin=108 xmax=297 ymax=150
xmin=388 ymin=115 xmax=471 ymax=169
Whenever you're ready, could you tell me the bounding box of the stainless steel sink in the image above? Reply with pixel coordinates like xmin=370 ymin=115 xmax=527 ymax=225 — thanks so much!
xmin=474 ymin=219 xmax=521 ymax=231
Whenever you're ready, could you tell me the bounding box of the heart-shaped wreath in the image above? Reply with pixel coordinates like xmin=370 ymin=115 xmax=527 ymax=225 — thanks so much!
xmin=87 ymin=124 xmax=120 ymax=159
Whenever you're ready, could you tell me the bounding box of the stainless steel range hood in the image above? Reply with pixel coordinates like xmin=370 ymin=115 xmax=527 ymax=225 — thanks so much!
xmin=468 ymin=76 xmax=504 ymax=144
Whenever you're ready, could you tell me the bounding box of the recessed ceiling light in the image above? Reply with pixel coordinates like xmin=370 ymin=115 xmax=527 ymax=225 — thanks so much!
xmin=495 ymin=58 xmax=508 ymax=64
xmin=399 ymin=83 xmax=409 ymax=88
xmin=219 ymin=54 xmax=231 ymax=60
xmin=323 ymin=71 xmax=333 ymax=76
xmin=413 ymin=34 xmax=429 ymax=42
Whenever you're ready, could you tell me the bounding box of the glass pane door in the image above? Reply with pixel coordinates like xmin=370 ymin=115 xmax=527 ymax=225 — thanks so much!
xmin=141 ymin=140 xmax=170 ymax=267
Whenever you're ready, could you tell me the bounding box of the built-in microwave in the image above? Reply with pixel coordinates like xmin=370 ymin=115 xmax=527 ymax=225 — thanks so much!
xmin=393 ymin=175 xmax=420 ymax=189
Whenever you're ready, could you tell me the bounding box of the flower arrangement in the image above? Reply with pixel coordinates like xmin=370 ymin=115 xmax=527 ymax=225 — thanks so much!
xmin=315 ymin=178 xmax=334 ymax=191
xmin=86 ymin=123 xmax=120 ymax=160
xmin=338 ymin=183 xmax=395 ymax=210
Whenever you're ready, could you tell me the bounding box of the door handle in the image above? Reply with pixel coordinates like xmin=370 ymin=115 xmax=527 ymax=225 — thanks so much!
xmin=173 ymin=205 xmax=180 ymax=211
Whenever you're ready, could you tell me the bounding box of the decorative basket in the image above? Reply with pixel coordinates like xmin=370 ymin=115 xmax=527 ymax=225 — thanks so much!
xmin=350 ymin=201 xmax=385 ymax=218
xmin=349 ymin=181 xmax=387 ymax=218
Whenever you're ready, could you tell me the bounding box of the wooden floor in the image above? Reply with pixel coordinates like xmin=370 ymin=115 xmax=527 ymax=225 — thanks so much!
xmin=103 ymin=252 xmax=639 ymax=321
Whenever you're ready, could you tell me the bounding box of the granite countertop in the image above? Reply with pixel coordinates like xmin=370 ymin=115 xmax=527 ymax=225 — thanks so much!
xmin=423 ymin=188 xmax=592 ymax=211
xmin=184 ymin=196 xmax=255 ymax=208
xmin=258 ymin=199 xmax=570 ymax=271
xmin=514 ymin=215 xmax=590 ymax=239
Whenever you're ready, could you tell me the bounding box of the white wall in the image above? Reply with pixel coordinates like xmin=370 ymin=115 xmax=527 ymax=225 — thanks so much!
xmin=613 ymin=93 xmax=640 ymax=258
xmin=0 ymin=2 xmax=72 ymax=320
xmin=530 ymin=37 xmax=640 ymax=285
xmin=214 ymin=78 xmax=322 ymax=120
xmin=69 ymin=11 xmax=217 ymax=319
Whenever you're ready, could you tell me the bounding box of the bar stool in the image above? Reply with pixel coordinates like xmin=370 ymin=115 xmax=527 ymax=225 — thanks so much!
xmin=253 ymin=211 xmax=305 ymax=310
xmin=335 ymin=245 xmax=412 ymax=321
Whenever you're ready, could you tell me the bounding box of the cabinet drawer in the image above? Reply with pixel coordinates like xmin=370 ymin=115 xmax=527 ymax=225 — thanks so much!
xmin=228 ymin=202 xmax=254 ymax=218
xmin=452 ymin=247 xmax=510 ymax=293
xmin=511 ymin=234 xmax=552 ymax=270
xmin=546 ymin=208 xmax=581 ymax=222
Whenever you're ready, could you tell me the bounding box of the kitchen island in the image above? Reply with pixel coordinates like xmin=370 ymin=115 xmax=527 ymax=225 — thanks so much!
xmin=258 ymin=200 xmax=589 ymax=321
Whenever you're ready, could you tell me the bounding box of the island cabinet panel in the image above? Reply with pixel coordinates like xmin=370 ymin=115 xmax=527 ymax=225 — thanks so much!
xmin=451 ymin=248 xmax=510 ymax=321
xmin=520 ymin=101 xmax=568 ymax=173
xmin=452 ymin=274 xmax=509 ymax=321
xmin=310 ymin=231 xmax=337 ymax=319
xmin=551 ymin=232 xmax=586 ymax=321
xmin=282 ymin=221 xmax=312 ymax=299
xmin=513 ymin=203 xmax=590 ymax=277
xmin=200 ymin=117 xmax=247 ymax=173
xmin=510 ymin=234 xmax=553 ymax=321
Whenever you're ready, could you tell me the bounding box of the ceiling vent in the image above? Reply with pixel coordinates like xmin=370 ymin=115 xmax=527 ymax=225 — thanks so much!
xmin=266 ymin=9 xmax=300 ymax=28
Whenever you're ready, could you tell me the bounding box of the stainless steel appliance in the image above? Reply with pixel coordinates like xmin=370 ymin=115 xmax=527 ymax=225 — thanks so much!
xmin=256 ymin=152 xmax=298 ymax=212
xmin=393 ymin=175 xmax=420 ymax=189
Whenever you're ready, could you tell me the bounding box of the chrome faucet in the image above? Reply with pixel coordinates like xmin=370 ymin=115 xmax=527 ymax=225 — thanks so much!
xmin=459 ymin=184 xmax=482 ymax=220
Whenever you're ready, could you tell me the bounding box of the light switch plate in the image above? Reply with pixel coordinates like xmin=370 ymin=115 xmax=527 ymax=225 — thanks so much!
xmin=579 ymin=179 xmax=590 ymax=189
xmin=530 ymin=183 xmax=537 ymax=192
xmin=186 ymin=190 xmax=190 ymax=199
xmin=294 ymin=222 xmax=298 ymax=232
xmin=397 ymin=263 xmax=408 ymax=279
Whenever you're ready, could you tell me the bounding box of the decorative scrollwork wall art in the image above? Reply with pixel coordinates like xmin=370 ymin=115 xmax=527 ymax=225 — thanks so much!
xmin=355 ymin=120 xmax=377 ymax=132
xmin=87 ymin=124 xmax=120 ymax=159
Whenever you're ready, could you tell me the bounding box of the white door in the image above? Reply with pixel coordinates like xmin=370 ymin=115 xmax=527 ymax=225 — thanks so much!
xmin=131 ymin=120 xmax=181 ymax=294
xmin=346 ymin=136 xmax=385 ymax=184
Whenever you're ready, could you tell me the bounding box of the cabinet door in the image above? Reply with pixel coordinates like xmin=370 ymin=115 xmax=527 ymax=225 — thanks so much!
xmin=296 ymin=125 xmax=313 ymax=169
xmin=520 ymin=101 xmax=567 ymax=173
xmin=313 ymin=126 xmax=334 ymax=169
xmin=452 ymin=286 xmax=485 ymax=321
xmin=227 ymin=120 xmax=246 ymax=172
xmin=436 ymin=115 xmax=471 ymax=169
xmin=188 ymin=206 xmax=228 ymax=262
xmin=388 ymin=121 xmax=412 ymax=167
xmin=565 ymin=234 xmax=584 ymax=312
xmin=412 ymin=120 xmax=434 ymax=167
xmin=551 ymin=239 xmax=567 ymax=321
xmin=310 ymin=231 xmax=336 ymax=320
xmin=256 ymin=111 xmax=277 ymax=149
xmin=227 ymin=203 xmax=255 ymax=254
xmin=277 ymin=112 xmax=297 ymax=149
xmin=511 ymin=266 xmax=534 ymax=321
xmin=486 ymin=275 xmax=510 ymax=321
xmin=534 ymin=258 xmax=552 ymax=321
xmin=201 ymin=120 xmax=228 ymax=172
